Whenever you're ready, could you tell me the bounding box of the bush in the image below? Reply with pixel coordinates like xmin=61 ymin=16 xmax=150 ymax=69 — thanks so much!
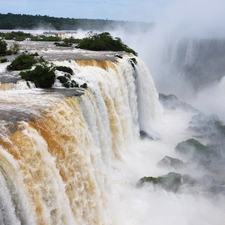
xmin=77 ymin=32 xmax=137 ymax=56
xmin=31 ymin=35 xmax=61 ymax=42
xmin=57 ymin=74 xmax=79 ymax=88
xmin=55 ymin=66 xmax=73 ymax=75
xmin=7 ymin=54 xmax=37 ymax=70
xmin=0 ymin=58 xmax=7 ymax=63
xmin=20 ymin=63 xmax=56 ymax=88
xmin=1 ymin=31 xmax=32 ymax=41
xmin=0 ymin=39 xmax=7 ymax=56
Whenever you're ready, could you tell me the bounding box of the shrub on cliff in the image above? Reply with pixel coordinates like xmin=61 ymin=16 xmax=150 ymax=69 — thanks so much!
xmin=55 ymin=66 xmax=73 ymax=75
xmin=137 ymin=172 xmax=182 ymax=192
xmin=20 ymin=63 xmax=56 ymax=88
xmin=7 ymin=54 xmax=37 ymax=70
xmin=0 ymin=39 xmax=7 ymax=56
xmin=0 ymin=58 xmax=7 ymax=63
xmin=77 ymin=32 xmax=137 ymax=56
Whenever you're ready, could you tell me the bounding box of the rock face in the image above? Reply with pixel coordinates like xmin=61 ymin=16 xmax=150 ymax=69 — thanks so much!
xmin=157 ymin=156 xmax=185 ymax=169
xmin=137 ymin=172 xmax=182 ymax=192
xmin=175 ymin=138 xmax=211 ymax=160
xmin=159 ymin=93 xmax=197 ymax=112
xmin=150 ymin=94 xmax=225 ymax=196
xmin=139 ymin=130 xmax=153 ymax=140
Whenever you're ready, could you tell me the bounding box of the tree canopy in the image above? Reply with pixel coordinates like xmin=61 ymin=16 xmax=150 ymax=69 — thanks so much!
xmin=77 ymin=32 xmax=137 ymax=55
xmin=0 ymin=13 xmax=153 ymax=32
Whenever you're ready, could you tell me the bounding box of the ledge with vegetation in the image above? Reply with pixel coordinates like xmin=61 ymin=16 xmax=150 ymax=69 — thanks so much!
xmin=76 ymin=32 xmax=137 ymax=56
xmin=6 ymin=54 xmax=88 ymax=89
xmin=3 ymin=31 xmax=138 ymax=88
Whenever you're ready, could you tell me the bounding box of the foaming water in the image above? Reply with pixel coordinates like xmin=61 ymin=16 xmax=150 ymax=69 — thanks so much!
xmin=0 ymin=50 xmax=224 ymax=225
xmin=111 ymin=107 xmax=225 ymax=225
xmin=0 ymin=56 xmax=161 ymax=224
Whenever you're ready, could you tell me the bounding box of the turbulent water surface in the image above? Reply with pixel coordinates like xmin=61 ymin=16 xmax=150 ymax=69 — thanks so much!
xmin=0 ymin=39 xmax=224 ymax=225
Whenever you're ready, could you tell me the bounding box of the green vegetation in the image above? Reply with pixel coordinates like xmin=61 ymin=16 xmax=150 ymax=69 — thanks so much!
xmin=0 ymin=13 xmax=153 ymax=32
xmin=129 ymin=57 xmax=137 ymax=68
xmin=0 ymin=39 xmax=20 ymax=56
xmin=57 ymin=75 xmax=79 ymax=88
xmin=7 ymin=54 xmax=38 ymax=70
xmin=0 ymin=58 xmax=7 ymax=63
xmin=20 ymin=63 xmax=56 ymax=88
xmin=63 ymin=37 xmax=81 ymax=44
xmin=55 ymin=66 xmax=73 ymax=75
xmin=31 ymin=35 xmax=61 ymax=42
xmin=137 ymin=172 xmax=182 ymax=192
xmin=0 ymin=39 xmax=7 ymax=55
xmin=56 ymin=73 xmax=87 ymax=88
xmin=77 ymin=32 xmax=137 ymax=56
xmin=0 ymin=31 xmax=32 ymax=41
xmin=175 ymin=138 xmax=211 ymax=157
xmin=6 ymin=54 xmax=87 ymax=89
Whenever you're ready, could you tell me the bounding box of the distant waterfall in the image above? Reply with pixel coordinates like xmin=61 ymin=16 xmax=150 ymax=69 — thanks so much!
xmin=0 ymin=56 xmax=161 ymax=224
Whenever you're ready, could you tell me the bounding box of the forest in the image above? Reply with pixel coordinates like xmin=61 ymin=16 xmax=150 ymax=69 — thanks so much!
xmin=0 ymin=13 xmax=153 ymax=32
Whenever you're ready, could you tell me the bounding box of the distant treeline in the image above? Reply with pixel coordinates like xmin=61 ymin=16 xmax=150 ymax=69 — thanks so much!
xmin=0 ymin=13 xmax=153 ymax=32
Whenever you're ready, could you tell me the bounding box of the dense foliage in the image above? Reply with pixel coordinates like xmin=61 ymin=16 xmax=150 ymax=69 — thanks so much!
xmin=20 ymin=63 xmax=56 ymax=88
xmin=7 ymin=54 xmax=38 ymax=70
xmin=0 ymin=13 xmax=153 ymax=32
xmin=0 ymin=39 xmax=7 ymax=55
xmin=0 ymin=58 xmax=7 ymax=63
xmin=0 ymin=31 xmax=32 ymax=41
xmin=55 ymin=66 xmax=73 ymax=75
xmin=31 ymin=35 xmax=61 ymax=42
xmin=77 ymin=32 xmax=138 ymax=56
xmin=0 ymin=39 xmax=20 ymax=56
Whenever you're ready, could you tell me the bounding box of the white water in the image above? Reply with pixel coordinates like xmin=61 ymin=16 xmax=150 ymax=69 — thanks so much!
xmin=110 ymin=107 xmax=225 ymax=225
xmin=0 ymin=46 xmax=225 ymax=225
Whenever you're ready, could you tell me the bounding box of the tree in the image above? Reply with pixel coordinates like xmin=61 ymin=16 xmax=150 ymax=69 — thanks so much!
xmin=20 ymin=63 xmax=56 ymax=88
xmin=77 ymin=32 xmax=138 ymax=56
xmin=7 ymin=54 xmax=37 ymax=70
xmin=0 ymin=39 xmax=7 ymax=55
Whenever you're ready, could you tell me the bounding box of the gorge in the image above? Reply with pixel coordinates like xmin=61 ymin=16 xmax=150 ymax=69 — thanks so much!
xmin=0 ymin=39 xmax=224 ymax=225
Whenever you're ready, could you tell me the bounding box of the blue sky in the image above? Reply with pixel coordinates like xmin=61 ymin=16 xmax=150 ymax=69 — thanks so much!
xmin=0 ymin=0 xmax=174 ymax=22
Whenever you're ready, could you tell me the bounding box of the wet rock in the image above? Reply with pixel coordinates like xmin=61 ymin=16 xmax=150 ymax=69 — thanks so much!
xmin=137 ymin=172 xmax=182 ymax=192
xmin=157 ymin=156 xmax=186 ymax=169
xmin=175 ymin=138 xmax=212 ymax=161
xmin=140 ymin=130 xmax=153 ymax=140
xmin=159 ymin=93 xmax=197 ymax=112
xmin=80 ymin=83 xmax=87 ymax=88
xmin=114 ymin=54 xmax=123 ymax=59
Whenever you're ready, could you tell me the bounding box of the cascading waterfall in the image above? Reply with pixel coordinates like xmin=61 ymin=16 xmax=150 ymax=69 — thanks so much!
xmin=0 ymin=55 xmax=162 ymax=224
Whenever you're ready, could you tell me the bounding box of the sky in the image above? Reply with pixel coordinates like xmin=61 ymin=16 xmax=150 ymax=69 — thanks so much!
xmin=0 ymin=0 xmax=175 ymax=22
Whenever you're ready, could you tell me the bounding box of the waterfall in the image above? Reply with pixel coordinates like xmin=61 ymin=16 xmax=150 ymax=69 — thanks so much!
xmin=0 ymin=56 xmax=161 ymax=224
xmin=185 ymin=40 xmax=196 ymax=66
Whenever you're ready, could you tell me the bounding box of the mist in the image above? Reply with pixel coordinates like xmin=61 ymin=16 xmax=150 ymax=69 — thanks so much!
xmin=107 ymin=0 xmax=225 ymax=121
xmin=99 ymin=1 xmax=225 ymax=224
